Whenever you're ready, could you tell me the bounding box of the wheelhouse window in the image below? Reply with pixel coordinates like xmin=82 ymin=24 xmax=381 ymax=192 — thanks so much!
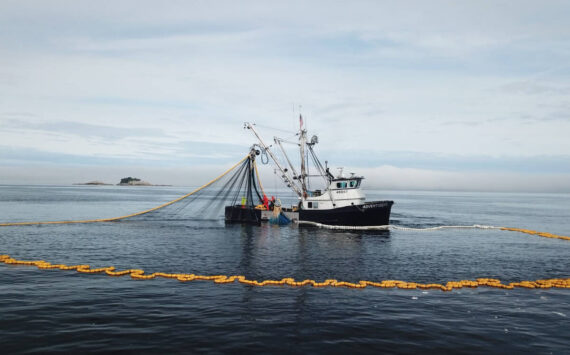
xmin=345 ymin=180 xmax=361 ymax=188
xmin=336 ymin=181 xmax=347 ymax=189
xmin=335 ymin=180 xmax=363 ymax=189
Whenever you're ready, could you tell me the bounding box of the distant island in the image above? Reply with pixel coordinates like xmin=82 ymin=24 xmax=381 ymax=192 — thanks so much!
xmin=117 ymin=177 xmax=171 ymax=186
xmin=75 ymin=177 xmax=170 ymax=186
xmin=74 ymin=181 xmax=112 ymax=186
xmin=118 ymin=177 xmax=151 ymax=186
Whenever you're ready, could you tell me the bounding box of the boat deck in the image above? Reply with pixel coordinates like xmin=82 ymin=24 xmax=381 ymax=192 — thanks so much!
xmin=260 ymin=208 xmax=299 ymax=222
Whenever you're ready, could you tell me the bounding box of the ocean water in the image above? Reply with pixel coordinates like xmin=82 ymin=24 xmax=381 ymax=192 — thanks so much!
xmin=0 ymin=185 xmax=569 ymax=353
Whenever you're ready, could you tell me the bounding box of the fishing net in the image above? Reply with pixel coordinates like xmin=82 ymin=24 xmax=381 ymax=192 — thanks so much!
xmin=124 ymin=155 xmax=267 ymax=223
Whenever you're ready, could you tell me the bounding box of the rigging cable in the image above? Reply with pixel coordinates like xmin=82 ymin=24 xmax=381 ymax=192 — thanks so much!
xmin=253 ymin=161 xmax=266 ymax=198
xmin=260 ymin=148 xmax=269 ymax=165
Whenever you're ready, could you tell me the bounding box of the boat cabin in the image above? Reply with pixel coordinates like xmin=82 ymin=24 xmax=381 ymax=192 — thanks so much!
xmin=301 ymin=176 xmax=366 ymax=210
xmin=330 ymin=177 xmax=363 ymax=190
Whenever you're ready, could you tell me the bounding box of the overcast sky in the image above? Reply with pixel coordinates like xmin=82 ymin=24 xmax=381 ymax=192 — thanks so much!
xmin=1 ymin=1 xmax=570 ymax=191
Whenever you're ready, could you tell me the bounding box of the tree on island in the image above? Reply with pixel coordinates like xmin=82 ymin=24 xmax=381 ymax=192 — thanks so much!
xmin=119 ymin=177 xmax=141 ymax=184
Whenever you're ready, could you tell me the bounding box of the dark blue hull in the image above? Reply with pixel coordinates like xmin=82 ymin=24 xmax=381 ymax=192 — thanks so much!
xmin=299 ymin=200 xmax=393 ymax=226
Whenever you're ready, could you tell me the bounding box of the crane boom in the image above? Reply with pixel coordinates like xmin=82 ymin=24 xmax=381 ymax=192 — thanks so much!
xmin=244 ymin=122 xmax=303 ymax=197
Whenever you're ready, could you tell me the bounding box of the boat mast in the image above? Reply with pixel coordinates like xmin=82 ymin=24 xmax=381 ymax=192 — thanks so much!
xmin=244 ymin=122 xmax=303 ymax=198
xmin=298 ymin=115 xmax=308 ymax=197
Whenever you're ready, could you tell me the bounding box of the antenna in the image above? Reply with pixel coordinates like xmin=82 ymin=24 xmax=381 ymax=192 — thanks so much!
xmin=292 ymin=102 xmax=295 ymax=124
xmin=298 ymin=104 xmax=304 ymax=131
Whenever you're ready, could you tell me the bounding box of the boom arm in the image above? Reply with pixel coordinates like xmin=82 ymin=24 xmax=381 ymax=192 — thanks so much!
xmin=244 ymin=122 xmax=303 ymax=197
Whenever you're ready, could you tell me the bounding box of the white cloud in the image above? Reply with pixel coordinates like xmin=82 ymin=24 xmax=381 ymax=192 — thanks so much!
xmin=360 ymin=165 xmax=570 ymax=193
xmin=1 ymin=1 xmax=570 ymax=189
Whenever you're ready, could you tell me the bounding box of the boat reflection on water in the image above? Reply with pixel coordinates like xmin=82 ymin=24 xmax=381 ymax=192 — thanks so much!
xmin=232 ymin=223 xmax=391 ymax=288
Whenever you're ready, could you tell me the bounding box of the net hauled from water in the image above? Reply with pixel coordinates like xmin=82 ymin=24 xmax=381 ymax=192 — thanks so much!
xmin=0 ymin=155 xmax=266 ymax=226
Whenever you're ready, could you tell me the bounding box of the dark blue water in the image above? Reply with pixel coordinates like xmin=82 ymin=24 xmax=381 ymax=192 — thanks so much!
xmin=1 ymin=185 xmax=569 ymax=353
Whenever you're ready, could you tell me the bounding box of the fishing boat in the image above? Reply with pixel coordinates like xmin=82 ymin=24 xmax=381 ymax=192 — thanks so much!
xmin=244 ymin=118 xmax=393 ymax=226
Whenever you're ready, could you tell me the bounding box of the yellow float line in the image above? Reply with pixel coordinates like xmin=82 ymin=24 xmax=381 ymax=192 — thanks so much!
xmin=1 ymin=254 xmax=568 ymax=291
xmin=0 ymin=156 xmax=248 ymax=227
xmin=500 ymin=227 xmax=570 ymax=241
xmin=303 ymin=221 xmax=570 ymax=242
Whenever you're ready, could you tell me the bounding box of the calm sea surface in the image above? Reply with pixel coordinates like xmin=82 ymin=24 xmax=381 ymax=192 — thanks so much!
xmin=0 ymin=185 xmax=569 ymax=353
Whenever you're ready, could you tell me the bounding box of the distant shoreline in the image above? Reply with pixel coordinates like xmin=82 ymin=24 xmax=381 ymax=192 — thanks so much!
xmin=73 ymin=181 xmax=172 ymax=186
xmin=73 ymin=181 xmax=112 ymax=186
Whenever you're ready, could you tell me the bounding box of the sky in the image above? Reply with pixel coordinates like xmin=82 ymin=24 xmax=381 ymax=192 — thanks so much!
xmin=1 ymin=0 xmax=570 ymax=192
